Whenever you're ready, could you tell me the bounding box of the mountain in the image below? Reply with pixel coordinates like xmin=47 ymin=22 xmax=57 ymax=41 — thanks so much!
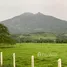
xmin=0 ymin=12 xmax=67 ymax=34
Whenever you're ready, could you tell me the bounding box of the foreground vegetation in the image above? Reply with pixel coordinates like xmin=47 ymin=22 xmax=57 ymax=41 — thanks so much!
xmin=0 ymin=43 xmax=67 ymax=67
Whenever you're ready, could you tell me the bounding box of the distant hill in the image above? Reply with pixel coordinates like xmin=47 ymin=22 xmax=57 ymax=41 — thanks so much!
xmin=0 ymin=12 xmax=67 ymax=34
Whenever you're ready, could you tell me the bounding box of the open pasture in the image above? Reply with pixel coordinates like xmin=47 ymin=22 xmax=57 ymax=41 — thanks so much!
xmin=0 ymin=43 xmax=67 ymax=67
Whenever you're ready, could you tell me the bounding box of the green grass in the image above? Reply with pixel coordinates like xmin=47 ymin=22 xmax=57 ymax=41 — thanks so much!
xmin=30 ymin=33 xmax=56 ymax=39
xmin=21 ymin=32 xmax=56 ymax=40
xmin=0 ymin=43 xmax=67 ymax=67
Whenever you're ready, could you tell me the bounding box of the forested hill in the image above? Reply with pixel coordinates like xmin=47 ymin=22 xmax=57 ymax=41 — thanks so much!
xmin=1 ymin=12 xmax=67 ymax=34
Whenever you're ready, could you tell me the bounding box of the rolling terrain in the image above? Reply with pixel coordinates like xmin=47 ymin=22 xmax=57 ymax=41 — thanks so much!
xmin=1 ymin=12 xmax=67 ymax=34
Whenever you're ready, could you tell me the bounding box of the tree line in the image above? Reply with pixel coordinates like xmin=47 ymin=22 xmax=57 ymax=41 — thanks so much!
xmin=0 ymin=23 xmax=67 ymax=45
xmin=11 ymin=34 xmax=67 ymax=43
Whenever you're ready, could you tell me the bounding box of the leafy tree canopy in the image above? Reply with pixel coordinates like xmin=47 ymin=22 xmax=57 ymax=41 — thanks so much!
xmin=0 ymin=24 xmax=16 ymax=45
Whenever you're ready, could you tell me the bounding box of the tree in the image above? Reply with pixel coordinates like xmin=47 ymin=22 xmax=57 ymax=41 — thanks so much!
xmin=0 ymin=24 xmax=16 ymax=44
xmin=56 ymin=33 xmax=67 ymax=43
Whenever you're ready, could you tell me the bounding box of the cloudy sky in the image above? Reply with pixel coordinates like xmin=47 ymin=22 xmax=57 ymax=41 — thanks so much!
xmin=0 ymin=0 xmax=66 ymax=21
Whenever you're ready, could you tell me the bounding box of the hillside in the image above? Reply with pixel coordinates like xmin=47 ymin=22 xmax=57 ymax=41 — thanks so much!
xmin=0 ymin=12 xmax=67 ymax=34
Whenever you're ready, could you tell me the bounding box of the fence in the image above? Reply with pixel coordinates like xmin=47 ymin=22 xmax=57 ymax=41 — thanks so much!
xmin=0 ymin=52 xmax=61 ymax=67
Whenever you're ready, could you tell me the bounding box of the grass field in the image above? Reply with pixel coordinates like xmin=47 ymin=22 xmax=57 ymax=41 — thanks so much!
xmin=0 ymin=43 xmax=67 ymax=67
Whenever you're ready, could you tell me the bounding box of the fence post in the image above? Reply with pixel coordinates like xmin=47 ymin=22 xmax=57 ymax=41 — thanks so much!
xmin=58 ymin=59 xmax=61 ymax=67
xmin=13 ymin=53 xmax=16 ymax=67
xmin=31 ymin=55 xmax=34 ymax=67
xmin=0 ymin=52 xmax=3 ymax=67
